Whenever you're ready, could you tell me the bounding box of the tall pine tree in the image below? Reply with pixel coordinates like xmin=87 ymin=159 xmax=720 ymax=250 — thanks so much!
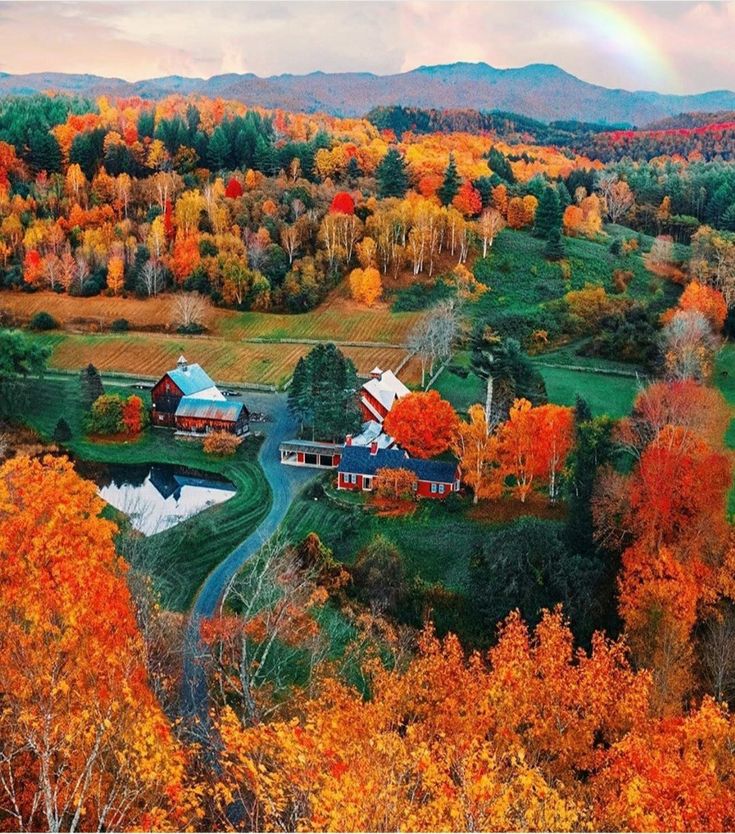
xmin=80 ymin=364 xmax=104 ymax=411
xmin=534 ymin=187 xmax=562 ymax=239
xmin=376 ymin=147 xmax=409 ymax=198
xmin=287 ymin=344 xmax=361 ymax=441
xmin=437 ymin=154 xmax=461 ymax=206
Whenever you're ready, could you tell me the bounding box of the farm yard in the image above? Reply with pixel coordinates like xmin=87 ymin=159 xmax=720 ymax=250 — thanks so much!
xmin=19 ymin=375 xmax=271 ymax=610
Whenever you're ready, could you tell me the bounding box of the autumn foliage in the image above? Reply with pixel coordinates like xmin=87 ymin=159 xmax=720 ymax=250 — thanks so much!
xmin=348 ymin=265 xmax=382 ymax=306
xmin=383 ymin=390 xmax=458 ymax=458
xmin=0 ymin=456 xmax=189 ymax=831
xmin=595 ymin=380 xmax=733 ymax=712
xmin=203 ymin=430 xmax=241 ymax=456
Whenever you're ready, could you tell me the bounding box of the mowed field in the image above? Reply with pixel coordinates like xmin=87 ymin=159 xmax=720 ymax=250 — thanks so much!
xmin=36 ymin=332 xmax=423 ymax=387
xmin=0 ymin=289 xmax=424 ymax=344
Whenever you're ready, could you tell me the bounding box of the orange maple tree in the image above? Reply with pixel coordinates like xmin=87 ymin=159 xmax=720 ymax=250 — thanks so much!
xmin=0 ymin=455 xmax=191 ymax=831
xmin=383 ymin=390 xmax=458 ymax=458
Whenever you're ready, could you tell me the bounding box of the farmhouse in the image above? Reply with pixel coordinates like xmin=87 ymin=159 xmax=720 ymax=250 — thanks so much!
xmin=151 ymin=356 xmax=249 ymax=436
xmin=359 ymin=367 xmax=410 ymax=423
xmin=337 ymin=444 xmax=460 ymax=499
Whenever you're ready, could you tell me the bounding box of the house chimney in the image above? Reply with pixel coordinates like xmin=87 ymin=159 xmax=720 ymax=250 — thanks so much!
xmin=369 ymin=439 xmax=379 ymax=455
xmin=345 ymin=434 xmax=352 ymax=446
xmin=177 ymin=355 xmax=188 ymax=373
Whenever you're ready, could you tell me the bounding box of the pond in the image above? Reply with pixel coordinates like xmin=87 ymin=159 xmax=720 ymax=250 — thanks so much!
xmin=77 ymin=461 xmax=236 ymax=536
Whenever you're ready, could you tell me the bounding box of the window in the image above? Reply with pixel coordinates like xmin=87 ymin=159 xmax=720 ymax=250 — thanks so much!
xmin=431 ymin=483 xmax=437 ymax=494
xmin=350 ymin=473 xmax=357 ymax=485
xmin=438 ymin=484 xmax=445 ymax=494
xmin=363 ymin=477 xmax=372 ymax=491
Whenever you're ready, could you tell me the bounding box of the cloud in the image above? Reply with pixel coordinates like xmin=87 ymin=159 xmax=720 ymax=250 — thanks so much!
xmin=0 ymin=1 xmax=733 ymax=94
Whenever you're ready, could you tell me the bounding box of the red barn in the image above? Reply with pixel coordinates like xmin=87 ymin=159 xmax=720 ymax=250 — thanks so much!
xmin=359 ymin=367 xmax=410 ymax=423
xmin=151 ymin=356 xmax=249 ymax=436
xmin=337 ymin=444 xmax=460 ymax=499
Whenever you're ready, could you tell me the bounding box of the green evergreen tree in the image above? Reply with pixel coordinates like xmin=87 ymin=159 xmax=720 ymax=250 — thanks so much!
xmin=346 ymin=156 xmax=361 ymax=183
xmin=28 ymin=131 xmax=62 ymax=174
xmin=534 ymin=187 xmax=562 ymax=239
xmin=207 ymin=127 xmax=229 ymax=171
xmin=487 ymin=146 xmax=515 ymax=183
xmin=437 ymin=153 xmax=461 ymax=206
xmin=375 ymin=147 xmax=409 ymax=198
xmin=544 ymin=227 xmax=566 ymax=261
xmin=471 ymin=336 xmax=547 ymax=425
xmin=287 ymin=356 xmax=313 ymax=434
xmin=52 ymin=417 xmax=72 ymax=443
xmin=80 ymin=363 xmax=104 ymax=411
xmin=288 ymin=344 xmax=361 ymax=441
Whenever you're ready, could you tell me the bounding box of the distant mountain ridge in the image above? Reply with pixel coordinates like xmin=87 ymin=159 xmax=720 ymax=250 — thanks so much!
xmin=3 ymin=62 xmax=735 ymax=126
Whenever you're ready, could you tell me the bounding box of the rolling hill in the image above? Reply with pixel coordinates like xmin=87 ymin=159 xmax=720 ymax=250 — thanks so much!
xmin=3 ymin=62 xmax=735 ymax=125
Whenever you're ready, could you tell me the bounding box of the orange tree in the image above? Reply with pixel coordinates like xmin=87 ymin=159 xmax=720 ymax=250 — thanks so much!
xmin=383 ymin=390 xmax=458 ymax=459
xmin=0 ymin=455 xmax=193 ymax=831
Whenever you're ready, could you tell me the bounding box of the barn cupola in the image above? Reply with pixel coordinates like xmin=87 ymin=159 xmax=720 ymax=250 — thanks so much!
xmin=369 ymin=366 xmax=383 ymax=380
xmin=177 ymin=355 xmax=189 ymax=373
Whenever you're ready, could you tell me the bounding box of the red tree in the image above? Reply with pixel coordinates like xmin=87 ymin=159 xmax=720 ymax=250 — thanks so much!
xmin=329 ymin=192 xmax=355 ymax=215
xmin=383 ymin=390 xmax=458 ymax=459
xmin=225 ymin=177 xmax=244 ymax=199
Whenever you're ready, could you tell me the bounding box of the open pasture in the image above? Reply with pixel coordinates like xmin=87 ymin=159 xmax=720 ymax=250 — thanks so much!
xmin=34 ymin=331 xmax=418 ymax=387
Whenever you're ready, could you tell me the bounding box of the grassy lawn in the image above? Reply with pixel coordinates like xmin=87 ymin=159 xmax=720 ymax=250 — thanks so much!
xmin=19 ymin=375 xmax=271 ymax=611
xmin=284 ymin=479 xmax=498 ymax=638
xmin=535 ymin=365 xmax=640 ymax=418
xmin=432 ymin=346 xmax=641 ymax=419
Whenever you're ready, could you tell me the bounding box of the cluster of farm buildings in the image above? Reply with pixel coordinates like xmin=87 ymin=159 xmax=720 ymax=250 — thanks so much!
xmin=151 ymin=359 xmax=459 ymax=499
xmin=280 ymin=366 xmax=460 ymax=499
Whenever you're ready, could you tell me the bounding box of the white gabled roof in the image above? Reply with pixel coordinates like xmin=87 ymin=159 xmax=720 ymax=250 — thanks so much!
xmin=186 ymin=385 xmax=225 ymax=402
xmin=361 ymin=370 xmax=410 ymax=412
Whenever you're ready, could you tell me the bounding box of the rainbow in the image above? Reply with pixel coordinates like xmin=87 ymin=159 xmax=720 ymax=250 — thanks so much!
xmin=569 ymin=2 xmax=680 ymax=91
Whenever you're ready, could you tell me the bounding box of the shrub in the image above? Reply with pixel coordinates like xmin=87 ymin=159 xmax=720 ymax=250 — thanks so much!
xmin=121 ymin=395 xmax=147 ymax=435
xmin=373 ymin=467 xmax=417 ymax=501
xmin=87 ymin=394 xmax=124 ymax=435
xmin=612 ymin=269 xmax=634 ymax=294
xmin=176 ymin=322 xmax=205 ymax=335
xmin=52 ymin=417 xmax=72 ymax=443
xmin=111 ymin=318 xmax=129 ymax=332
xmin=29 ymin=311 xmax=58 ymax=331
xmin=203 ymin=431 xmax=241 ymax=456
xmin=351 ymin=535 xmax=410 ymax=616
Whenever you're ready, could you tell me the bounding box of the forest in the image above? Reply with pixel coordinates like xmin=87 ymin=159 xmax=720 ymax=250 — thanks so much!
xmin=1 ymin=89 xmax=735 ymax=832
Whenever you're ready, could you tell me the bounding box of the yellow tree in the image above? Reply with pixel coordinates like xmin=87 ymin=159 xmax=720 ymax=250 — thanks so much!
xmin=106 ymin=254 xmax=125 ymax=295
xmin=452 ymin=404 xmax=502 ymax=503
xmin=349 ymin=266 xmax=382 ymax=306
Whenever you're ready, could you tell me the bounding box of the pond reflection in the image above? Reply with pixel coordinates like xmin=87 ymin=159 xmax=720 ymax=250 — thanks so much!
xmin=77 ymin=462 xmax=236 ymax=536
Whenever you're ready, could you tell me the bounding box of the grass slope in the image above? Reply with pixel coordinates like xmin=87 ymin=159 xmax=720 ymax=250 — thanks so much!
xmin=20 ymin=376 xmax=270 ymax=610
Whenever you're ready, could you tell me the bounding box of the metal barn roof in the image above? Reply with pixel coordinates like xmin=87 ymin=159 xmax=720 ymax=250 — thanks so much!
xmin=174 ymin=397 xmax=244 ymax=421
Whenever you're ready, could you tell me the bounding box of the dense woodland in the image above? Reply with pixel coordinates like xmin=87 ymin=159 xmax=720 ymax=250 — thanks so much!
xmin=1 ymin=92 xmax=735 ymax=832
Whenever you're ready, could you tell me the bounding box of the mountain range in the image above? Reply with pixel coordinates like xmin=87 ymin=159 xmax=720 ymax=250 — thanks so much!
xmin=3 ymin=62 xmax=735 ymax=126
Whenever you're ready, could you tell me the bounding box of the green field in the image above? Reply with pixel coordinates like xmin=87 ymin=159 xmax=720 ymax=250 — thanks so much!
xmin=19 ymin=376 xmax=271 ymax=610
xmin=535 ymin=365 xmax=640 ymax=417
xmin=472 ymin=228 xmax=680 ymax=321
xmin=432 ymin=346 xmax=642 ymax=419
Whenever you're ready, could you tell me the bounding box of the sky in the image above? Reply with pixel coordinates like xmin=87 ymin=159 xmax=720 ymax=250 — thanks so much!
xmin=0 ymin=1 xmax=734 ymax=95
